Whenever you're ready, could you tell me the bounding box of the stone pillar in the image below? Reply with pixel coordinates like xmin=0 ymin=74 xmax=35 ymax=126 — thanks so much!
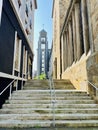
xmin=68 ymin=20 xmax=74 ymax=65
xmin=72 ymin=9 xmax=77 ymax=62
xmin=81 ymin=0 xmax=89 ymax=54
xmin=75 ymin=3 xmax=82 ymax=60
xmin=63 ymin=31 xmax=68 ymax=70
xmin=61 ymin=35 xmax=64 ymax=72
xmin=86 ymin=0 xmax=94 ymax=53
xmin=66 ymin=28 xmax=70 ymax=67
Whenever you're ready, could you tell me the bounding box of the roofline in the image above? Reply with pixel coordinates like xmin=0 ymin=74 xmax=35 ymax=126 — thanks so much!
xmin=52 ymin=0 xmax=55 ymax=18
xmin=34 ymin=0 xmax=37 ymax=9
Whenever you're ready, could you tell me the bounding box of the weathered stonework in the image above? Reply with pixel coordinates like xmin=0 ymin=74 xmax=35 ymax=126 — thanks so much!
xmin=52 ymin=0 xmax=98 ymax=99
xmin=52 ymin=0 xmax=70 ymax=79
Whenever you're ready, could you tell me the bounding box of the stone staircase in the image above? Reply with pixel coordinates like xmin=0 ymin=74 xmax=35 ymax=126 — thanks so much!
xmin=0 ymin=79 xmax=98 ymax=129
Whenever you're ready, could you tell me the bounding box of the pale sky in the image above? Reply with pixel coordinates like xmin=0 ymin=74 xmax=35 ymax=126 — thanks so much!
xmin=33 ymin=0 xmax=53 ymax=71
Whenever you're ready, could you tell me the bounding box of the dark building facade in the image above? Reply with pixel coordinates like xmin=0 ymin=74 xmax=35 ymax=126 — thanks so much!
xmin=0 ymin=0 xmax=37 ymax=107
xmin=37 ymin=29 xmax=51 ymax=79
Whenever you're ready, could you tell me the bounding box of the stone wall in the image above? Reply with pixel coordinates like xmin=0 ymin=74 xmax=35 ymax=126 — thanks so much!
xmin=60 ymin=0 xmax=98 ymax=99
xmin=60 ymin=0 xmax=71 ymax=31
xmin=52 ymin=0 xmax=71 ymax=79
xmin=62 ymin=53 xmax=90 ymax=91
xmin=90 ymin=0 xmax=98 ymax=52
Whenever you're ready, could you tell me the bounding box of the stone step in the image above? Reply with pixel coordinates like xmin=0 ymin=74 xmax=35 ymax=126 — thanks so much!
xmin=6 ymin=99 xmax=94 ymax=104
xmin=23 ymin=87 xmax=50 ymax=90
xmin=0 ymin=113 xmax=98 ymax=120
xmin=23 ymin=87 xmax=75 ymax=90
xmin=12 ymin=90 xmax=88 ymax=96
xmin=13 ymin=90 xmax=87 ymax=93
xmin=23 ymin=85 xmax=75 ymax=89
xmin=11 ymin=96 xmax=91 ymax=100
xmin=3 ymin=103 xmax=98 ymax=109
xmin=12 ymin=93 xmax=89 ymax=98
xmin=1 ymin=108 xmax=98 ymax=114
xmin=0 ymin=119 xmax=98 ymax=128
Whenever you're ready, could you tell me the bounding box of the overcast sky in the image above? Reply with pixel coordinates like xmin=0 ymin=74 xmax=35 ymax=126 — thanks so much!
xmin=33 ymin=0 xmax=53 ymax=71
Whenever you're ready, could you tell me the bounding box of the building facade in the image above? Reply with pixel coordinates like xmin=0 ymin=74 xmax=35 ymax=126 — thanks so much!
xmin=52 ymin=0 xmax=98 ymax=95
xmin=0 ymin=0 xmax=37 ymax=107
xmin=37 ymin=29 xmax=51 ymax=79
xmin=52 ymin=0 xmax=70 ymax=79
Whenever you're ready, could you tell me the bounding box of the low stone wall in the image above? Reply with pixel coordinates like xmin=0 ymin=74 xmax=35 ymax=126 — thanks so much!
xmin=62 ymin=51 xmax=98 ymax=101
xmin=62 ymin=52 xmax=91 ymax=91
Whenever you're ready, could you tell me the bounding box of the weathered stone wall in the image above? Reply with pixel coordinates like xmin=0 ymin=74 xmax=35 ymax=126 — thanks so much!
xmin=90 ymin=0 xmax=98 ymax=52
xmin=61 ymin=0 xmax=98 ymax=97
xmin=60 ymin=0 xmax=71 ymax=31
xmin=62 ymin=53 xmax=90 ymax=91
xmin=52 ymin=0 xmax=71 ymax=79
xmin=52 ymin=0 xmax=60 ymax=79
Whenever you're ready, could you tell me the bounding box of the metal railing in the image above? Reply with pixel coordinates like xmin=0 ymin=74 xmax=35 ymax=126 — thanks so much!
xmin=87 ymin=80 xmax=98 ymax=96
xmin=0 ymin=73 xmax=28 ymax=100
xmin=0 ymin=79 xmax=18 ymax=99
xmin=49 ymin=76 xmax=56 ymax=127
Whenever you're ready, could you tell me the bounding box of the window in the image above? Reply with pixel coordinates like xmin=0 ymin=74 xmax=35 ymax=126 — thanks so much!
xmin=25 ymin=18 xmax=27 ymax=24
xmin=42 ymin=50 xmax=44 ymax=54
xmin=15 ymin=36 xmax=20 ymax=70
xmin=13 ymin=32 xmax=22 ymax=74
xmin=25 ymin=24 xmax=31 ymax=35
xmin=23 ymin=47 xmax=27 ymax=74
xmin=26 ymin=4 xmax=29 ymax=17
xmin=42 ymin=54 xmax=44 ymax=59
xmin=41 ymin=38 xmax=45 ymax=42
xmin=41 ymin=44 xmax=45 ymax=49
xmin=18 ymin=0 xmax=21 ymax=8
xmin=30 ymin=1 xmax=32 ymax=10
xmin=42 ymin=68 xmax=44 ymax=72
xmin=30 ymin=20 xmax=32 ymax=29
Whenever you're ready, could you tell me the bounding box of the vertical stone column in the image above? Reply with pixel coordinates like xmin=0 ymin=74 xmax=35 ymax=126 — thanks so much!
xmin=68 ymin=20 xmax=74 ymax=65
xmin=86 ymin=0 xmax=94 ymax=53
xmin=72 ymin=9 xmax=77 ymax=61
xmin=75 ymin=3 xmax=82 ymax=60
xmin=66 ymin=28 xmax=70 ymax=67
xmin=63 ymin=31 xmax=68 ymax=70
xmin=81 ymin=0 xmax=89 ymax=54
xmin=61 ymin=35 xmax=64 ymax=72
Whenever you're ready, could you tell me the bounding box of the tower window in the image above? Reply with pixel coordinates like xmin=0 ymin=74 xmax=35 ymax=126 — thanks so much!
xmin=41 ymin=38 xmax=45 ymax=42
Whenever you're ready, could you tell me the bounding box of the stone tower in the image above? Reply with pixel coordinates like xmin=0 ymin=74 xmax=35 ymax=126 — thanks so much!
xmin=37 ymin=29 xmax=50 ymax=78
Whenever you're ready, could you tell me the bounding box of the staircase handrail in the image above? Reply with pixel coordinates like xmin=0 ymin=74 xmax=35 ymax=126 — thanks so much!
xmin=87 ymin=80 xmax=98 ymax=96
xmin=49 ymin=75 xmax=56 ymax=127
xmin=52 ymin=78 xmax=56 ymax=102
xmin=0 ymin=79 xmax=17 ymax=99
xmin=87 ymin=80 xmax=98 ymax=90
